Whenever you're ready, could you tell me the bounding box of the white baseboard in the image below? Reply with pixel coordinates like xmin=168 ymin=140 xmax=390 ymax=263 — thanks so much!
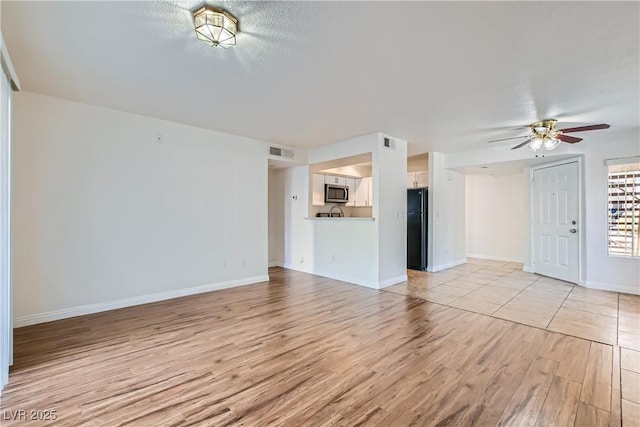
xmin=578 ymin=279 xmax=640 ymax=296
xmin=523 ymin=265 xmax=533 ymax=273
xmin=13 ymin=274 xmax=270 ymax=328
xmin=268 ymin=260 xmax=284 ymax=268
xmin=282 ymin=262 xmax=312 ymax=274
xmin=466 ymin=253 xmax=524 ymax=264
xmin=313 ymin=270 xmax=380 ymax=289
xmin=283 ymin=263 xmax=404 ymax=290
xmin=428 ymin=258 xmax=467 ymax=273
xmin=378 ymin=274 xmax=408 ymax=289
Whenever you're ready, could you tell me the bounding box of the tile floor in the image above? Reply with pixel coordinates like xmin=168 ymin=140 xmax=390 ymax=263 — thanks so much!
xmin=385 ymin=258 xmax=638 ymax=348
xmin=385 ymin=257 xmax=640 ymax=425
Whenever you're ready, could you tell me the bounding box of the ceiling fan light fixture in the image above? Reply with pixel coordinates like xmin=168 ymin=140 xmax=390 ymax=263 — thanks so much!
xmin=529 ymin=137 xmax=543 ymax=152
xmin=193 ymin=6 xmax=238 ymax=48
xmin=544 ymin=138 xmax=560 ymax=151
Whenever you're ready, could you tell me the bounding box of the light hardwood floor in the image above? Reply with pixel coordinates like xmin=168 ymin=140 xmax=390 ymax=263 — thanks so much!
xmin=1 ymin=266 xmax=638 ymax=426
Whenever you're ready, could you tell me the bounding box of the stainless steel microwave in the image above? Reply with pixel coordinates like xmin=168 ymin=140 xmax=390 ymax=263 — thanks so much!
xmin=325 ymin=184 xmax=349 ymax=203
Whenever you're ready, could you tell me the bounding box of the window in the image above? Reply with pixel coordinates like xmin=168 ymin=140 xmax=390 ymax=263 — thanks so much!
xmin=608 ymin=161 xmax=640 ymax=257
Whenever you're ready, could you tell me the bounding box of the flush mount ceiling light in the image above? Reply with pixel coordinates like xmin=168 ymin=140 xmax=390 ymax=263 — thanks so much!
xmin=193 ymin=6 xmax=237 ymax=48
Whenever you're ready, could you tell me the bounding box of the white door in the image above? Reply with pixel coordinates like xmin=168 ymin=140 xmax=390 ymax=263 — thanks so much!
xmin=533 ymin=162 xmax=579 ymax=283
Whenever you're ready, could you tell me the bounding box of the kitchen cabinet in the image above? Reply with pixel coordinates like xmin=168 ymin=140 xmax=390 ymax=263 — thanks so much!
xmin=354 ymin=177 xmax=373 ymax=207
xmin=312 ymin=174 xmax=325 ymax=206
xmin=315 ymin=173 xmax=372 ymax=207
xmin=407 ymin=173 xmax=416 ymax=189
xmin=407 ymin=171 xmax=429 ymax=188
xmin=416 ymin=171 xmax=429 ymax=188
xmin=345 ymin=178 xmax=356 ymax=207
xmin=324 ymin=175 xmax=346 ymax=186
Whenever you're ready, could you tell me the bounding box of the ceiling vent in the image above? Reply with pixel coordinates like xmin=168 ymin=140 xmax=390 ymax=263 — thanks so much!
xmin=269 ymin=145 xmax=294 ymax=159
xmin=383 ymin=137 xmax=395 ymax=150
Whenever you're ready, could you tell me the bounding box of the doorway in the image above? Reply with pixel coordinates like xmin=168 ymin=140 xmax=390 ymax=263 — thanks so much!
xmin=532 ymin=161 xmax=580 ymax=283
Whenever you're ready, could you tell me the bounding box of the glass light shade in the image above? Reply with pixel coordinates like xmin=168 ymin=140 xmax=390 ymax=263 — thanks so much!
xmin=529 ymin=137 xmax=543 ymax=152
xmin=544 ymin=138 xmax=561 ymax=151
xmin=193 ymin=7 xmax=237 ymax=48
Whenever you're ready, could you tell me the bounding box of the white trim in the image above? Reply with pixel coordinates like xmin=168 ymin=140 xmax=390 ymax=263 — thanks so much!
xmin=605 ymin=156 xmax=640 ymax=166
xmin=0 ymin=33 xmax=20 ymax=91
xmin=578 ymin=279 xmax=639 ymax=296
xmin=523 ymin=264 xmax=533 ymax=273
xmin=378 ymin=274 xmax=408 ymax=288
xmin=13 ymin=275 xmax=269 ymax=328
xmin=281 ymin=264 xmax=405 ymax=290
xmin=312 ymin=270 xmax=380 ymax=289
xmin=282 ymin=262 xmax=311 ymax=273
xmin=0 ymin=62 xmax=11 ymax=393
xmin=465 ymin=253 xmax=524 ymax=264
xmin=427 ymin=258 xmax=467 ymax=273
xmin=268 ymin=260 xmax=284 ymax=268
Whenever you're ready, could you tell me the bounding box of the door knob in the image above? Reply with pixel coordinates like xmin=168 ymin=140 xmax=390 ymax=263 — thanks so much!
xmin=569 ymin=229 xmax=577 ymax=233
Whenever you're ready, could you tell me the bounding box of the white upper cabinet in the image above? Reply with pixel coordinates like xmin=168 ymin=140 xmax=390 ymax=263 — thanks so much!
xmin=324 ymin=175 xmax=346 ymax=186
xmin=354 ymin=178 xmax=366 ymax=207
xmin=345 ymin=178 xmax=356 ymax=206
xmin=416 ymin=171 xmax=429 ymax=188
xmin=312 ymin=174 xmax=325 ymax=206
xmin=315 ymin=173 xmax=373 ymax=207
xmin=407 ymin=173 xmax=416 ymax=188
xmin=407 ymin=171 xmax=429 ymax=188
xmin=354 ymin=177 xmax=373 ymax=207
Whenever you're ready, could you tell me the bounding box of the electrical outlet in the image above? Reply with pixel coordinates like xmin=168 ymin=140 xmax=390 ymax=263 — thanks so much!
xmin=299 ymin=257 xmax=304 ymax=264
xmin=223 ymin=261 xmax=228 ymax=268
xmin=331 ymin=255 xmax=335 ymax=262
xmin=242 ymin=259 xmax=246 ymax=267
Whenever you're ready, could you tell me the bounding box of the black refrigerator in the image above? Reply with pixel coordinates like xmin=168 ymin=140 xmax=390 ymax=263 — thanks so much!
xmin=407 ymin=188 xmax=428 ymax=270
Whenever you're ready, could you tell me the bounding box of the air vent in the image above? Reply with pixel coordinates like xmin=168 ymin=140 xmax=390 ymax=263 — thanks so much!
xmin=383 ymin=137 xmax=395 ymax=150
xmin=269 ymin=146 xmax=294 ymax=159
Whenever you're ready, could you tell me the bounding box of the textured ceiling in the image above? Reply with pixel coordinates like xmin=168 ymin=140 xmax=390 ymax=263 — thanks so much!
xmin=2 ymin=1 xmax=638 ymax=154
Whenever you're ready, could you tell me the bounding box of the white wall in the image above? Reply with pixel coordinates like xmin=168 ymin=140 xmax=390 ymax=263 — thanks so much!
xmin=268 ymin=168 xmax=284 ymax=266
xmin=283 ymin=133 xmax=407 ymax=288
xmin=576 ymin=128 xmax=639 ymax=294
xmin=377 ymin=137 xmax=408 ymax=284
xmin=428 ymin=152 xmax=466 ymax=271
xmin=282 ymin=164 xmax=315 ymax=272
xmin=465 ymin=173 xmax=527 ymax=263
xmin=12 ymin=92 xmax=270 ymax=325
xmin=439 ymin=127 xmax=639 ymax=294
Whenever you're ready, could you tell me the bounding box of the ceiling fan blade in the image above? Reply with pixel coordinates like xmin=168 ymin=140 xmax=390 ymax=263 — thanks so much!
xmin=556 ymin=134 xmax=583 ymax=144
xmin=511 ymin=138 xmax=533 ymax=150
xmin=558 ymin=124 xmax=610 ymax=133
xmin=488 ymin=135 xmax=531 ymax=143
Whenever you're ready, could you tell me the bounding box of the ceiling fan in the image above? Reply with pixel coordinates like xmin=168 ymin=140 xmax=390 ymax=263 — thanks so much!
xmin=488 ymin=119 xmax=610 ymax=152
